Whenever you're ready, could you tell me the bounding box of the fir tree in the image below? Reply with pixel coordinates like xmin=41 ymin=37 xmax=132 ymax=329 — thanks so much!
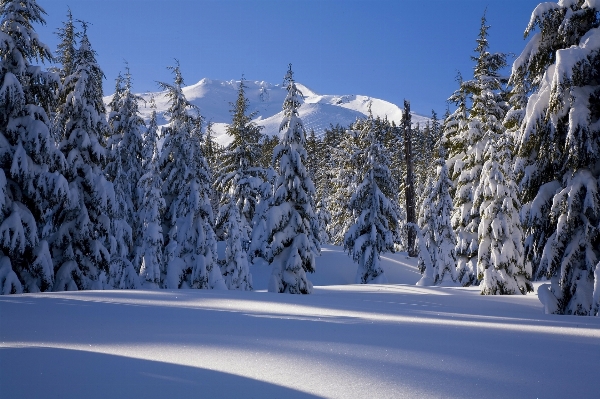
xmin=261 ymin=64 xmax=319 ymax=294
xmin=0 ymin=0 xmax=68 ymax=293
xmin=52 ymin=7 xmax=78 ymax=143
xmin=138 ymin=109 xmax=164 ymax=288
xmin=344 ymin=107 xmax=399 ymax=284
xmin=220 ymin=195 xmax=252 ymax=290
xmin=52 ymin=22 xmax=114 ymax=291
xmin=54 ymin=8 xmax=78 ymax=85
xmin=444 ymin=72 xmax=469 ymax=186
xmin=106 ymin=66 xmax=145 ymax=275
xmin=107 ymin=151 xmax=139 ymax=289
xmin=215 ymin=77 xmax=264 ymax=242
xmin=158 ymin=62 xmax=225 ymax=290
xmin=417 ymin=145 xmax=457 ymax=286
xmin=452 ymin=13 xmax=508 ymax=286
xmin=475 ymin=134 xmax=531 ymax=295
xmin=329 ymin=126 xmax=361 ymax=245
xmin=513 ymin=0 xmax=600 ymax=315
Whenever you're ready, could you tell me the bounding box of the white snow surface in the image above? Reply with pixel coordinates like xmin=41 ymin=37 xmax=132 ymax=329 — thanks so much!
xmin=1 ymin=244 xmax=599 ymax=398
xmin=104 ymin=78 xmax=430 ymax=146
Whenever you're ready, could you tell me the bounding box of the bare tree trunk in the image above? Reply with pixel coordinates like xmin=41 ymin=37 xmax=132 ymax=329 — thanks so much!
xmin=403 ymin=100 xmax=417 ymax=257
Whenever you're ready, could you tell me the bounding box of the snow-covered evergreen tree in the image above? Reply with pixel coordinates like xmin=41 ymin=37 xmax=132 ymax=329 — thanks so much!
xmin=315 ymin=196 xmax=332 ymax=244
xmin=329 ymin=126 xmax=361 ymax=244
xmin=344 ymin=107 xmax=399 ymax=284
xmin=220 ymin=195 xmax=252 ymax=290
xmin=137 ymin=107 xmax=164 ymax=288
xmin=513 ymin=0 xmax=600 ymax=315
xmin=54 ymin=8 xmax=77 ymax=85
xmin=52 ymin=24 xmax=115 ymax=291
xmin=158 ymin=63 xmax=225 ymax=290
xmin=107 ymin=152 xmax=139 ymax=289
xmin=451 ymin=13 xmax=508 ymax=286
xmin=142 ymin=96 xmax=159 ymax=169
xmin=475 ymin=134 xmax=531 ymax=295
xmin=417 ymin=146 xmax=457 ymax=286
xmin=0 ymin=0 xmax=68 ymax=293
xmin=106 ymin=66 xmax=145 ymax=275
xmin=444 ymin=72 xmax=469 ymax=187
xmin=215 ymin=77 xmax=264 ymax=242
xmin=261 ymin=64 xmax=319 ymax=294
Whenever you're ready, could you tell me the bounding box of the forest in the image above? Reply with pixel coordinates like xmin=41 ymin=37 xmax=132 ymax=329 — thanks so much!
xmin=0 ymin=0 xmax=599 ymax=317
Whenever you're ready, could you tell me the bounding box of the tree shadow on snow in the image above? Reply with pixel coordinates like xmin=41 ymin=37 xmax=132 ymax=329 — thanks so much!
xmin=0 ymin=347 xmax=321 ymax=399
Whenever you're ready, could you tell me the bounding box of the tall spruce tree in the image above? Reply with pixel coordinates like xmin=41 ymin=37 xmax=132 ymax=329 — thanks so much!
xmin=417 ymin=145 xmax=457 ymax=286
xmin=138 ymin=104 xmax=164 ymax=288
xmin=52 ymin=8 xmax=78 ymax=143
xmin=344 ymin=108 xmax=399 ymax=284
xmin=215 ymin=77 xmax=264 ymax=242
xmin=158 ymin=63 xmax=225 ymax=290
xmin=452 ymin=13 xmax=508 ymax=286
xmin=475 ymin=134 xmax=531 ymax=295
xmin=513 ymin=0 xmax=600 ymax=315
xmin=220 ymin=194 xmax=252 ymax=290
xmin=261 ymin=64 xmax=319 ymax=294
xmin=52 ymin=23 xmax=116 ymax=291
xmin=106 ymin=66 xmax=145 ymax=275
xmin=444 ymin=72 xmax=469 ymax=188
xmin=0 ymin=0 xmax=68 ymax=294
xmin=329 ymin=125 xmax=361 ymax=245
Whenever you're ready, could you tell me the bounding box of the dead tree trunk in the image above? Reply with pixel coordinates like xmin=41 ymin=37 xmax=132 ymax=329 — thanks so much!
xmin=402 ymin=100 xmax=417 ymax=257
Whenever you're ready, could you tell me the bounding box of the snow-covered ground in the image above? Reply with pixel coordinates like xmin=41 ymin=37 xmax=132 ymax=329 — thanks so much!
xmin=1 ymin=245 xmax=599 ymax=398
xmin=113 ymin=78 xmax=430 ymax=146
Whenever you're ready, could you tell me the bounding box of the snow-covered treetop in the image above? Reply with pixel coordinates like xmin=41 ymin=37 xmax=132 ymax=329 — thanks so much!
xmin=74 ymin=22 xmax=105 ymax=114
xmin=158 ymin=60 xmax=199 ymax=131
xmin=280 ymin=63 xmax=304 ymax=125
xmin=0 ymin=0 xmax=53 ymax=75
xmin=514 ymin=0 xmax=599 ymax=88
xmin=54 ymin=7 xmax=78 ymax=82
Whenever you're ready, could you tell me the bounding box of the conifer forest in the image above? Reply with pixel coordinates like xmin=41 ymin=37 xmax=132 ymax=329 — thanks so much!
xmin=1 ymin=0 xmax=599 ymax=320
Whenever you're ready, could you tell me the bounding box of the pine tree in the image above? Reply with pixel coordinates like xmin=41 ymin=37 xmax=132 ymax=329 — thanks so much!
xmin=444 ymin=72 xmax=469 ymax=186
xmin=452 ymin=13 xmax=508 ymax=286
xmin=417 ymin=145 xmax=457 ymax=286
xmin=329 ymin=126 xmax=361 ymax=245
xmin=158 ymin=62 xmax=225 ymax=290
xmin=303 ymin=128 xmax=331 ymax=244
xmin=106 ymin=66 xmax=145 ymax=275
xmin=51 ymin=8 xmax=78 ymax=143
xmin=261 ymin=64 xmax=319 ymax=294
xmin=215 ymin=77 xmax=264 ymax=242
xmin=54 ymin=8 xmax=78 ymax=85
xmin=344 ymin=107 xmax=399 ymax=284
xmin=52 ymin=22 xmax=115 ymax=291
xmin=220 ymin=195 xmax=252 ymax=290
xmin=475 ymin=134 xmax=531 ymax=294
xmin=513 ymin=0 xmax=600 ymax=315
xmin=107 ymin=151 xmax=139 ymax=288
xmin=138 ymin=107 xmax=164 ymax=288
xmin=0 ymin=0 xmax=68 ymax=293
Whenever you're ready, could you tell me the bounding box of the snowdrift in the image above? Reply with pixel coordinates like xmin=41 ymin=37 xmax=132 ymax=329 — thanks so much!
xmin=1 ymin=245 xmax=599 ymax=398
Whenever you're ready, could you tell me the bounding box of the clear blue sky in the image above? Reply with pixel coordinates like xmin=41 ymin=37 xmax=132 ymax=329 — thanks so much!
xmin=34 ymin=0 xmax=543 ymax=116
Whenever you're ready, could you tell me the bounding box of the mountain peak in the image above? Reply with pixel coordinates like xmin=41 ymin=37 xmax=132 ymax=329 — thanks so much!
xmin=108 ymin=78 xmax=429 ymax=145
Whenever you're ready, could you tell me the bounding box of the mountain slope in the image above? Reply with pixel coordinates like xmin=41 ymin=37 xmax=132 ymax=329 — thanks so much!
xmin=110 ymin=78 xmax=430 ymax=145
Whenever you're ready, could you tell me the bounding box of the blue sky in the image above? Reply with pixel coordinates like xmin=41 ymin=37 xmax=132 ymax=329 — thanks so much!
xmin=35 ymin=0 xmax=543 ymax=116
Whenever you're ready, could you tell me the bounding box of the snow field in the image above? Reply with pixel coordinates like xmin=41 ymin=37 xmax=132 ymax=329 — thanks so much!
xmin=129 ymin=78 xmax=430 ymax=146
xmin=1 ymin=246 xmax=599 ymax=399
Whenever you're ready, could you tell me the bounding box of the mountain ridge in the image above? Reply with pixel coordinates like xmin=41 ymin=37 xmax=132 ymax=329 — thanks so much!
xmin=105 ymin=78 xmax=430 ymax=145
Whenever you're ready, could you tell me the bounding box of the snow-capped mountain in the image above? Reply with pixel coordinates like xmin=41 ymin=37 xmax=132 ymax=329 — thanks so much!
xmin=108 ymin=78 xmax=430 ymax=146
